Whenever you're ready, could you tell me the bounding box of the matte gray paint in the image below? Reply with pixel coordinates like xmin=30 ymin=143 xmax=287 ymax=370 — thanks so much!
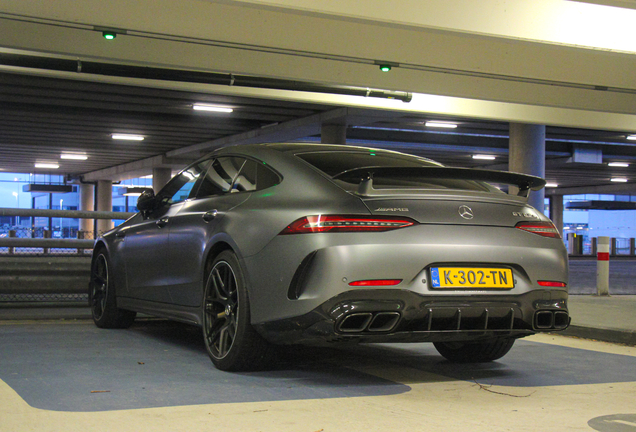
xmin=96 ymin=143 xmax=568 ymax=344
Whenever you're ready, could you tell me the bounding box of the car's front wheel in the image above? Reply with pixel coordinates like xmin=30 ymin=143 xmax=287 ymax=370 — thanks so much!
xmin=202 ymin=250 xmax=274 ymax=371
xmin=89 ymin=249 xmax=136 ymax=329
xmin=433 ymin=338 xmax=515 ymax=363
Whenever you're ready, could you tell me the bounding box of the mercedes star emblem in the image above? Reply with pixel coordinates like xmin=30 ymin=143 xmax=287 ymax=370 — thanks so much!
xmin=458 ymin=205 xmax=474 ymax=220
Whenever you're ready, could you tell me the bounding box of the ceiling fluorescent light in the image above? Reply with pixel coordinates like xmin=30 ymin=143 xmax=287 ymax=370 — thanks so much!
xmin=611 ymin=178 xmax=628 ymax=182
xmin=425 ymin=121 xmax=457 ymax=129
xmin=122 ymin=187 xmax=151 ymax=197
xmin=472 ymin=155 xmax=496 ymax=160
xmin=627 ymin=135 xmax=636 ymax=140
xmin=34 ymin=163 xmax=59 ymax=169
xmin=60 ymin=153 xmax=88 ymax=160
xmin=608 ymin=162 xmax=629 ymax=167
xmin=545 ymin=182 xmax=558 ymax=188
xmin=192 ymin=104 xmax=233 ymax=113
xmin=112 ymin=134 xmax=144 ymax=141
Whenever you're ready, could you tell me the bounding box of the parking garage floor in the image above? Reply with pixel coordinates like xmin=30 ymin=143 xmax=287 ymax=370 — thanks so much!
xmin=1 ymin=295 xmax=636 ymax=432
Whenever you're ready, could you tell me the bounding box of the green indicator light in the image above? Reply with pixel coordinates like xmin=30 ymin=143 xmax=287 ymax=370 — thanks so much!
xmin=102 ymin=31 xmax=116 ymax=40
xmin=379 ymin=64 xmax=391 ymax=72
xmin=370 ymin=153 xmax=376 ymax=156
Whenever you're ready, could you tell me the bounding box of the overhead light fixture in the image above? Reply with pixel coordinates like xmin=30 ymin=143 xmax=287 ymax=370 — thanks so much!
xmin=425 ymin=121 xmax=458 ymax=129
xmin=23 ymin=184 xmax=73 ymax=193
xmin=611 ymin=178 xmax=628 ymax=182
xmin=374 ymin=60 xmax=398 ymax=72
xmin=122 ymin=187 xmax=151 ymax=197
xmin=112 ymin=134 xmax=144 ymax=141
xmin=34 ymin=163 xmax=59 ymax=169
xmin=192 ymin=104 xmax=233 ymax=113
xmin=608 ymin=162 xmax=629 ymax=167
xmin=472 ymin=155 xmax=496 ymax=160
xmin=60 ymin=153 xmax=88 ymax=160
xmin=545 ymin=182 xmax=559 ymax=188
xmin=627 ymin=135 xmax=636 ymax=140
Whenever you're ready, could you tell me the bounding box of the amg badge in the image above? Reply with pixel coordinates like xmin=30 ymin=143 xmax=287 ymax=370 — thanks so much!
xmin=375 ymin=208 xmax=409 ymax=212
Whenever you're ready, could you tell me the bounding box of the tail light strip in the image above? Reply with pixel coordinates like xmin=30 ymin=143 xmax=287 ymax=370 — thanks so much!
xmin=515 ymin=221 xmax=561 ymax=239
xmin=280 ymin=215 xmax=417 ymax=234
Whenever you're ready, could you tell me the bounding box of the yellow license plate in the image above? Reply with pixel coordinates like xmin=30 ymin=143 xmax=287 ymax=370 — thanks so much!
xmin=430 ymin=267 xmax=514 ymax=289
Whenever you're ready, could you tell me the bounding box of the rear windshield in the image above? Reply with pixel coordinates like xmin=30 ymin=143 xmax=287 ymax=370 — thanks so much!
xmin=297 ymin=151 xmax=439 ymax=176
xmin=297 ymin=151 xmax=495 ymax=193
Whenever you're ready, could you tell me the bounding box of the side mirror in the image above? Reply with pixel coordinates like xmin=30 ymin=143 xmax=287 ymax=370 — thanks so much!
xmin=136 ymin=189 xmax=156 ymax=213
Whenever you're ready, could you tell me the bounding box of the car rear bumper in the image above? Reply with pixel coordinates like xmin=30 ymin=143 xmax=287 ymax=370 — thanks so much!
xmin=244 ymin=224 xmax=568 ymax=325
xmin=254 ymin=288 xmax=569 ymax=345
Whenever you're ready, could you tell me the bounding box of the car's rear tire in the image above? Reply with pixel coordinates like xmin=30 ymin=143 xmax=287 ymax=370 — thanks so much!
xmin=89 ymin=249 xmax=136 ymax=329
xmin=433 ymin=338 xmax=515 ymax=363
xmin=202 ymin=250 xmax=274 ymax=371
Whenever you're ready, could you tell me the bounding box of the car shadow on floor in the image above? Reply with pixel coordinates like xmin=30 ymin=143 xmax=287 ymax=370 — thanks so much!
xmin=130 ymin=319 xmax=636 ymax=388
xmin=2 ymin=319 xmax=635 ymax=412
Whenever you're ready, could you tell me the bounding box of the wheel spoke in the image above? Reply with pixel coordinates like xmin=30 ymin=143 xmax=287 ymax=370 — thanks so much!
xmin=203 ymin=260 xmax=240 ymax=360
xmin=212 ymin=267 xmax=227 ymax=299
xmin=217 ymin=324 xmax=230 ymax=356
xmin=90 ymin=255 xmax=109 ymax=319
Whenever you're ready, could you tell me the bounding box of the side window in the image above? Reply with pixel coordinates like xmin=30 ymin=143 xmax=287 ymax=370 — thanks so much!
xmin=256 ymin=162 xmax=281 ymax=190
xmin=159 ymin=161 xmax=209 ymax=205
xmin=230 ymin=159 xmax=280 ymax=193
xmin=195 ymin=157 xmax=245 ymax=198
xmin=231 ymin=159 xmax=256 ymax=193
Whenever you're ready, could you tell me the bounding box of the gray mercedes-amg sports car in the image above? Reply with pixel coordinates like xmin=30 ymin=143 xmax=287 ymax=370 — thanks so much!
xmin=89 ymin=143 xmax=569 ymax=371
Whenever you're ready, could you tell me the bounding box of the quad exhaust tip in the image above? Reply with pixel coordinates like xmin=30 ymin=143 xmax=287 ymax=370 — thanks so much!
xmin=338 ymin=312 xmax=400 ymax=333
xmin=534 ymin=310 xmax=569 ymax=330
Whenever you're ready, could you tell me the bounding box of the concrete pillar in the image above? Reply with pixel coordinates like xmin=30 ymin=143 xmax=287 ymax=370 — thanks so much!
xmin=508 ymin=123 xmax=546 ymax=211
xmin=548 ymin=195 xmax=564 ymax=237
xmin=79 ymin=183 xmax=95 ymax=235
xmin=96 ymin=180 xmax=113 ymax=235
xmin=153 ymin=167 xmax=172 ymax=193
xmin=321 ymin=123 xmax=347 ymax=144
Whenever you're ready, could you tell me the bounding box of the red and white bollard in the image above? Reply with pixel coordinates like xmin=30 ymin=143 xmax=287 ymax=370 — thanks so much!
xmin=596 ymin=236 xmax=610 ymax=296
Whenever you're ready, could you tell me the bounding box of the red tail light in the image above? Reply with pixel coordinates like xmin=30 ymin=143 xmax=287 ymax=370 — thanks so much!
xmin=537 ymin=281 xmax=567 ymax=287
xmin=515 ymin=221 xmax=561 ymax=239
xmin=348 ymin=279 xmax=403 ymax=287
xmin=280 ymin=215 xmax=417 ymax=234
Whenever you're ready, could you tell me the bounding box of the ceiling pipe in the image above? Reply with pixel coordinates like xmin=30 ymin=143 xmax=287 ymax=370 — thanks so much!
xmin=0 ymin=53 xmax=412 ymax=102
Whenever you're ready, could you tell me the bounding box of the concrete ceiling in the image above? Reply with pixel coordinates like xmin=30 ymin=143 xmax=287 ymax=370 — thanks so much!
xmin=1 ymin=0 xmax=636 ymax=194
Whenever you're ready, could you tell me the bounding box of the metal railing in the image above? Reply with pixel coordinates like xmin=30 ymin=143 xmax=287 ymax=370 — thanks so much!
xmin=0 ymin=208 xmax=136 ymax=306
xmin=0 ymin=208 xmax=135 ymax=256
xmin=567 ymin=233 xmax=636 ymax=257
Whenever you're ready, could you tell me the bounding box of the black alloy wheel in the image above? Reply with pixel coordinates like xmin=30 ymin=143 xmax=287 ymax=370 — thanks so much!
xmin=89 ymin=250 xmax=136 ymax=329
xmin=90 ymin=253 xmax=109 ymax=322
xmin=202 ymin=251 xmax=273 ymax=371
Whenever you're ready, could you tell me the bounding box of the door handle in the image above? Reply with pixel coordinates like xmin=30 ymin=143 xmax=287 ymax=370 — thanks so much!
xmin=156 ymin=217 xmax=169 ymax=228
xmin=202 ymin=210 xmax=218 ymax=223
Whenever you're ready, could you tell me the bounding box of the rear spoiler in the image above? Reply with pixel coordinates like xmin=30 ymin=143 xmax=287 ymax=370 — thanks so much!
xmin=332 ymin=167 xmax=546 ymax=198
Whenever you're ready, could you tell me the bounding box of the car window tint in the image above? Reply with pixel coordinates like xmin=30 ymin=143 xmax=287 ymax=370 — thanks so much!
xmin=230 ymin=159 xmax=281 ymax=193
xmin=196 ymin=157 xmax=245 ymax=198
xmin=231 ymin=159 xmax=257 ymax=193
xmin=297 ymin=151 xmax=440 ymax=177
xmin=298 ymin=151 xmax=493 ymax=193
xmin=160 ymin=161 xmax=209 ymax=205
xmin=256 ymin=163 xmax=280 ymax=189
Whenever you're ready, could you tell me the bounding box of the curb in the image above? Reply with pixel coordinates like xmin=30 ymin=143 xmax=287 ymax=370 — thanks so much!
xmin=560 ymin=325 xmax=636 ymax=346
